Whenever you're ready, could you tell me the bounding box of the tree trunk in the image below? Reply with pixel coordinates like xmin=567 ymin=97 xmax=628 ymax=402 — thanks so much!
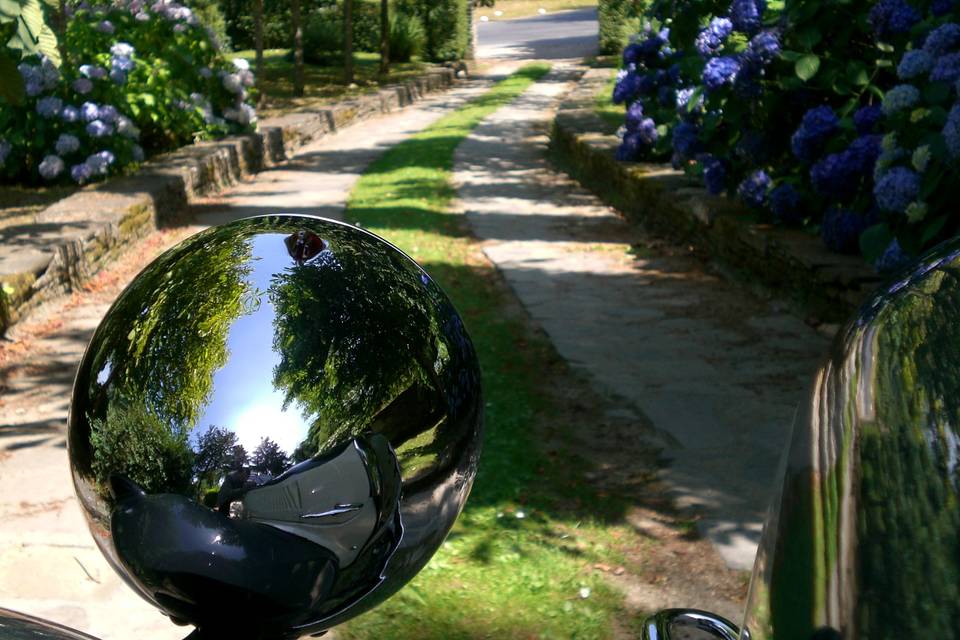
xmin=344 ymin=0 xmax=355 ymax=84
xmin=378 ymin=0 xmax=389 ymax=76
xmin=291 ymin=0 xmax=304 ymax=97
xmin=466 ymin=0 xmax=475 ymax=61
xmin=57 ymin=0 xmax=67 ymax=64
xmin=254 ymin=0 xmax=265 ymax=106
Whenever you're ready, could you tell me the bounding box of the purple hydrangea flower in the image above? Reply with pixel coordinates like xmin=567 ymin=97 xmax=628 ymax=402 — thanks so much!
xmin=702 ymin=56 xmax=740 ymax=91
xmin=695 ymin=17 xmax=734 ymax=58
xmin=672 ymin=122 xmax=700 ymax=159
xmin=821 ymin=207 xmax=868 ymax=254
xmin=0 ymin=139 xmax=10 ymax=166
xmin=636 ymin=117 xmax=659 ymax=145
xmin=81 ymin=102 xmax=99 ymax=122
xmin=854 ymin=105 xmax=882 ymax=134
xmin=923 ymin=23 xmax=960 ymax=55
xmin=930 ymin=52 xmax=960 ymax=83
xmin=897 ymin=49 xmax=933 ymax=79
xmin=944 ymin=103 xmax=960 ymax=158
xmin=71 ymin=162 xmax=93 ymax=183
xmin=869 ymin=0 xmax=921 ymax=38
xmin=109 ymin=69 xmax=128 ymax=84
xmin=96 ymin=20 xmax=115 ymax=33
xmin=72 ymin=78 xmax=94 ymax=95
xmin=36 ymin=96 xmax=62 ymax=118
xmin=55 ymin=133 xmax=80 ymax=155
xmin=738 ymin=169 xmax=772 ymax=208
xmin=61 ymin=105 xmax=80 ymax=123
xmin=625 ymin=101 xmax=644 ymax=130
xmin=729 ymin=0 xmax=766 ymax=35
xmin=98 ymin=105 xmax=119 ymax=123
xmin=616 ymin=131 xmax=644 ymax=161
xmin=613 ymin=70 xmax=641 ymax=104
xmin=874 ymin=167 xmax=921 ymax=213
xmin=698 ymin=154 xmax=727 ymax=194
xmin=790 ymin=106 xmax=839 ymax=162
xmin=86 ymin=119 xmax=114 ymax=137
xmin=875 ymin=238 xmax=911 ymax=272
xmin=746 ymin=30 xmax=780 ymax=65
xmin=110 ymin=42 xmax=134 ymax=57
xmin=79 ymin=64 xmax=107 ymax=80
xmin=199 ymin=67 xmax=213 ymax=79
xmin=769 ymin=184 xmax=803 ymax=224
xmin=39 ymin=155 xmax=65 ymax=180
xmin=881 ymin=84 xmax=920 ymax=115
xmin=846 ymin=134 xmax=883 ymax=174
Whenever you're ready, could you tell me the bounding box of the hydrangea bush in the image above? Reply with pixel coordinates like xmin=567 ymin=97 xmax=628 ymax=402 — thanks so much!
xmin=614 ymin=0 xmax=960 ymax=268
xmin=0 ymin=0 xmax=257 ymax=186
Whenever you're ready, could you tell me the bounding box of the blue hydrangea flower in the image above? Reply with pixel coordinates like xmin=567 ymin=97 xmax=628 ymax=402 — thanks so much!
xmin=81 ymin=102 xmax=99 ymax=122
xmin=36 ymin=96 xmax=62 ymax=118
xmin=730 ymin=0 xmax=766 ymax=35
xmin=85 ymin=151 xmax=112 ymax=175
xmin=769 ymin=184 xmax=804 ymax=224
xmin=39 ymin=155 xmax=65 ymax=180
xmin=0 ymin=139 xmax=10 ymax=166
xmin=923 ymin=22 xmax=960 ymax=55
xmin=616 ymin=131 xmax=644 ymax=161
xmin=733 ymin=58 xmax=762 ymax=98
xmin=930 ymin=52 xmax=960 ymax=83
xmin=882 ymin=84 xmax=920 ymax=115
xmin=932 ymin=0 xmax=955 ymax=16
xmin=72 ymin=78 xmax=93 ymax=95
xmin=657 ymin=85 xmax=675 ymax=107
xmin=110 ymin=42 xmax=134 ymax=58
xmin=695 ymin=17 xmax=734 ymax=58
xmin=79 ymin=64 xmax=107 ymax=80
xmin=875 ymin=238 xmax=911 ymax=273
xmin=738 ymin=169 xmax=772 ymax=208
xmin=132 ymin=144 xmax=145 ymax=162
xmin=109 ymin=69 xmax=128 ymax=84
xmin=613 ymin=70 xmax=641 ymax=104
xmin=71 ymin=162 xmax=93 ymax=184
xmin=869 ymin=0 xmax=921 ymax=38
xmin=636 ymin=72 xmax=659 ymax=96
xmin=86 ymin=119 xmax=114 ymax=138
xmin=821 ymin=207 xmax=867 ymax=254
xmin=853 ymin=105 xmax=882 ymax=134
xmin=117 ymin=116 xmax=140 ymax=139
xmin=625 ymin=101 xmax=644 ymax=130
xmin=59 ymin=107 xmax=80 ymax=125
xmin=874 ymin=167 xmax=921 ymax=213
xmin=698 ymin=154 xmax=727 ymax=195
xmin=943 ymin=103 xmax=960 ymax=158
xmin=747 ymin=30 xmax=780 ymax=65
xmin=848 ymin=134 xmax=884 ymax=174
xmin=637 ymin=117 xmax=659 ymax=145
xmin=98 ymin=105 xmax=119 ymax=123
xmin=675 ymin=87 xmax=699 ymax=114
xmin=702 ymin=56 xmax=740 ymax=91
xmin=111 ymin=55 xmax=135 ymax=73
xmin=897 ymin=50 xmax=933 ymax=79
xmin=96 ymin=20 xmax=115 ymax=33
xmin=672 ymin=122 xmax=700 ymax=159
xmin=55 ymin=133 xmax=80 ymax=155
xmin=810 ymin=152 xmax=859 ymax=199
xmin=790 ymin=106 xmax=839 ymax=162
xmin=734 ymin=131 xmax=767 ymax=164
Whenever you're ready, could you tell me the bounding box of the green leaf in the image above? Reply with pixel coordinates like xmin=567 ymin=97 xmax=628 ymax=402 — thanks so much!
xmin=876 ymin=42 xmax=895 ymax=53
xmin=921 ymin=215 xmax=948 ymax=245
xmin=875 ymin=59 xmax=893 ymax=68
xmin=796 ymin=26 xmax=822 ymax=49
xmin=859 ymin=223 xmax=893 ymax=263
xmin=795 ymin=54 xmax=820 ymax=81
xmin=923 ymin=81 xmax=951 ymax=106
xmin=0 ymin=51 xmax=23 ymax=104
xmin=779 ymin=50 xmax=802 ymax=62
xmin=0 ymin=0 xmax=20 ymax=21
xmin=847 ymin=63 xmax=870 ymax=87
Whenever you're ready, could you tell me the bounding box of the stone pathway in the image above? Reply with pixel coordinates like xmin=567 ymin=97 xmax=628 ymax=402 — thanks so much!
xmin=454 ymin=63 xmax=830 ymax=571
xmin=0 ymin=67 xmax=517 ymax=640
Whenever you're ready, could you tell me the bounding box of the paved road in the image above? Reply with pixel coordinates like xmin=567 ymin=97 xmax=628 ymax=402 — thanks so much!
xmin=476 ymin=7 xmax=599 ymax=60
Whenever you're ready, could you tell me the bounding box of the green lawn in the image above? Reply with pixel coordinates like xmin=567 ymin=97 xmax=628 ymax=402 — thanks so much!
xmin=338 ymin=63 xmax=644 ymax=640
xmin=230 ymin=49 xmax=429 ymax=118
xmin=596 ymin=72 xmax=623 ymax=132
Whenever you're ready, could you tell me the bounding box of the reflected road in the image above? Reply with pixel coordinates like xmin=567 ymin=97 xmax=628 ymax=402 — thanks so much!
xmin=476 ymin=7 xmax=599 ymax=60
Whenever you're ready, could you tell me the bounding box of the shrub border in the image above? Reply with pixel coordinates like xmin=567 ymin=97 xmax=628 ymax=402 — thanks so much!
xmin=549 ymin=67 xmax=883 ymax=323
xmin=0 ymin=67 xmax=456 ymax=334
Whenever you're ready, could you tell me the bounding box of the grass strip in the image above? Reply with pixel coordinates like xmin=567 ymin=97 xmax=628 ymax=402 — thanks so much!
xmin=339 ymin=64 xmax=638 ymax=639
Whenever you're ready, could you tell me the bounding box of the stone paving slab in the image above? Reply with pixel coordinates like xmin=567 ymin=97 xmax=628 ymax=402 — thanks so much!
xmin=454 ymin=63 xmax=830 ymax=571
xmin=0 ymin=68 xmax=457 ymax=335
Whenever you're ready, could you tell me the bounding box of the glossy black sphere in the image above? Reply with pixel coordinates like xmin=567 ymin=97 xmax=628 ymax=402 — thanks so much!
xmin=68 ymin=215 xmax=483 ymax=639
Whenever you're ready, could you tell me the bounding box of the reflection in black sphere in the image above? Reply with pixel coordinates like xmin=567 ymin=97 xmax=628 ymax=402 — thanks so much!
xmin=67 ymin=215 xmax=483 ymax=639
xmin=741 ymin=240 xmax=960 ymax=639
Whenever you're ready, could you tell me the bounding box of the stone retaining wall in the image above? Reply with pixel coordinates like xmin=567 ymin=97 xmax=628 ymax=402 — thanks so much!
xmin=550 ymin=67 xmax=882 ymax=323
xmin=0 ymin=68 xmax=456 ymax=334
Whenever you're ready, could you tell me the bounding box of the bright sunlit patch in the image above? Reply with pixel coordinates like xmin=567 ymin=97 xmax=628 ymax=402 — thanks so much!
xmin=230 ymin=394 xmax=307 ymax=456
